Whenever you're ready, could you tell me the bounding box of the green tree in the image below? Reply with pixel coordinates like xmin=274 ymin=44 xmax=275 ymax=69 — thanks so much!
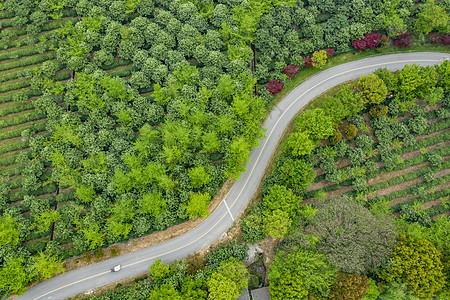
xmin=184 ymin=192 xmax=211 ymax=219
xmin=80 ymin=223 xmax=104 ymax=250
xmin=269 ymin=272 xmax=308 ymax=300
xmin=207 ymin=272 xmax=240 ymax=300
xmin=436 ymin=59 xmax=450 ymax=93
xmin=380 ymin=281 xmax=419 ymax=300
xmin=149 ymin=284 xmax=182 ymax=300
xmin=296 ymin=109 xmax=334 ymax=140
xmin=379 ymin=235 xmax=446 ymax=299
xmin=149 ymin=259 xmax=175 ymax=282
xmin=181 ymin=277 xmax=208 ymax=299
xmin=311 ymin=50 xmax=327 ymax=69
xmin=357 ymin=74 xmax=388 ymax=105
xmin=263 ymin=209 xmax=291 ymax=238
xmin=33 ymin=210 xmax=61 ymax=233
xmin=263 ymin=184 xmax=301 ymax=216
xmin=269 ymin=249 xmax=336 ymax=298
xmin=189 ymin=166 xmax=212 ymax=188
xmin=137 ymin=192 xmax=166 ymax=217
xmin=0 ymin=216 xmax=20 ymax=247
xmin=32 ymin=252 xmax=65 ymax=279
xmin=216 ymin=257 xmax=249 ymax=291
xmin=0 ymin=258 xmax=29 ymax=294
xmin=415 ymin=0 xmax=448 ymax=36
xmin=285 ymin=131 xmax=316 ymax=157
xmin=306 ymin=195 xmax=397 ymax=274
xmin=280 ymin=159 xmax=316 ymax=193
xmin=330 ymin=273 xmax=370 ymax=300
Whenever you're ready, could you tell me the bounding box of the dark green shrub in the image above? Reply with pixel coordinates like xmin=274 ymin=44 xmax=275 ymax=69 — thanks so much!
xmin=410 ymin=105 xmax=426 ymax=117
xmin=348 ymin=115 xmax=365 ymax=128
xmin=422 ymin=169 xmax=435 ymax=183
xmin=408 ymin=117 xmax=428 ymax=134
xmin=329 ymin=128 xmax=342 ymax=145
xmin=375 ymin=127 xmax=393 ymax=143
xmin=388 ymin=101 xmax=400 ymax=116
xmin=348 ymin=148 xmax=366 ymax=166
xmin=381 ymin=152 xmax=403 ymax=171
xmin=371 ymin=116 xmax=389 ymax=130
xmin=206 ymin=242 xmax=248 ymax=270
xmin=392 ymin=122 xmax=410 ymax=138
xmin=377 ymin=142 xmax=391 ymax=155
xmin=365 ymin=160 xmax=378 ymax=173
xmin=355 ymin=134 xmax=373 ymax=151
xmin=334 ymin=141 xmax=349 ymax=158
xmin=426 ymin=152 xmax=442 ymax=169
xmin=325 ymin=171 xmax=341 ymax=184
xmin=320 ymin=158 xmax=337 ymax=174
xmin=241 ymin=212 xmax=265 ymax=244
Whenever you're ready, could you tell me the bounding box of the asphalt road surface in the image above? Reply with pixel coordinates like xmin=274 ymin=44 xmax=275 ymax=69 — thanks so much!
xmin=19 ymin=52 xmax=449 ymax=300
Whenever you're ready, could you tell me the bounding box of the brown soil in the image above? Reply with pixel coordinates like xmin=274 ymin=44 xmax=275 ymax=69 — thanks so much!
xmin=432 ymin=211 xmax=450 ymax=220
xmin=369 ymin=163 xmax=450 ymax=200
xmin=390 ymin=179 xmax=450 ymax=207
xmin=0 ymin=119 xmax=46 ymax=134
xmin=63 ymin=179 xmax=235 ymax=272
xmin=421 ymin=199 xmax=443 ymax=209
xmin=306 ymin=130 xmax=450 ymax=199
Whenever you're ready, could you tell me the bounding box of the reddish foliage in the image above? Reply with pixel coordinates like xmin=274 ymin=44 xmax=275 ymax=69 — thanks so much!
xmin=394 ymin=30 xmax=412 ymax=48
xmin=304 ymin=56 xmax=313 ymax=67
xmin=428 ymin=32 xmax=442 ymax=44
xmin=443 ymin=35 xmax=450 ymax=46
xmin=324 ymin=48 xmax=336 ymax=57
xmin=428 ymin=32 xmax=450 ymax=46
xmin=352 ymin=33 xmax=382 ymax=50
xmin=266 ymin=80 xmax=284 ymax=95
xmin=283 ymin=64 xmax=301 ymax=79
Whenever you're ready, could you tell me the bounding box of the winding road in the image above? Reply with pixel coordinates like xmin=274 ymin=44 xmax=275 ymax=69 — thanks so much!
xmin=19 ymin=52 xmax=449 ymax=300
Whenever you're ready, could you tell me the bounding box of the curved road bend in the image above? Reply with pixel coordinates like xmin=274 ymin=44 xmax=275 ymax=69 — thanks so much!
xmin=19 ymin=52 xmax=449 ymax=300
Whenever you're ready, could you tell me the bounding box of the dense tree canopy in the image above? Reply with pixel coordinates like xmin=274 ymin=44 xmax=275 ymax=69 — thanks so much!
xmin=379 ymin=235 xmax=446 ymax=299
xmin=305 ymin=195 xmax=397 ymax=274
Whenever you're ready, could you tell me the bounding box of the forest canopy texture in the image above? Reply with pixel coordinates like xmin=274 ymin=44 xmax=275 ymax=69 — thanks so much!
xmin=0 ymin=0 xmax=449 ymax=296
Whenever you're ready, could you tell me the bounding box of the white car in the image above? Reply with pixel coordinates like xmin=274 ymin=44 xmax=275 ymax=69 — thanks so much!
xmin=110 ymin=265 xmax=121 ymax=272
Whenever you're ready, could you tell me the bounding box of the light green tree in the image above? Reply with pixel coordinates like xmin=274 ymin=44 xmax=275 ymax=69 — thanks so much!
xmin=149 ymin=284 xmax=182 ymax=300
xmin=415 ymin=0 xmax=448 ymax=36
xmin=285 ymin=131 xmax=316 ymax=157
xmin=149 ymin=259 xmax=175 ymax=281
xmin=311 ymin=50 xmax=328 ymax=69
xmin=32 ymin=252 xmax=65 ymax=279
xmin=0 ymin=216 xmax=20 ymax=247
xmin=296 ymin=109 xmax=334 ymax=140
xmin=184 ymin=192 xmax=211 ymax=219
xmin=0 ymin=258 xmax=29 ymax=294
xmin=379 ymin=235 xmax=446 ymax=299
xmin=269 ymin=249 xmax=336 ymax=298
xmin=263 ymin=209 xmax=291 ymax=239
xmin=270 ymin=272 xmax=308 ymax=300
xmin=189 ymin=166 xmax=212 ymax=188
xmin=357 ymin=74 xmax=388 ymax=105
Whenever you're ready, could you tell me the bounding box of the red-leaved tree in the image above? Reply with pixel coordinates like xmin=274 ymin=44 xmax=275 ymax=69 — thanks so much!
xmin=394 ymin=30 xmax=412 ymax=48
xmin=303 ymin=56 xmax=313 ymax=67
xmin=428 ymin=32 xmax=450 ymax=45
xmin=324 ymin=48 xmax=336 ymax=57
xmin=266 ymin=80 xmax=284 ymax=95
xmin=283 ymin=65 xmax=301 ymax=79
xmin=352 ymin=33 xmax=382 ymax=50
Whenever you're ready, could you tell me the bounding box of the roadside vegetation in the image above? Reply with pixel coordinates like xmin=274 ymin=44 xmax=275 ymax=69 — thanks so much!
xmin=0 ymin=0 xmax=449 ymax=297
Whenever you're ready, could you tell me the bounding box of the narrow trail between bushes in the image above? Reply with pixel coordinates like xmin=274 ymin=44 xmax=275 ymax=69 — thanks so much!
xmin=19 ymin=52 xmax=449 ymax=300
